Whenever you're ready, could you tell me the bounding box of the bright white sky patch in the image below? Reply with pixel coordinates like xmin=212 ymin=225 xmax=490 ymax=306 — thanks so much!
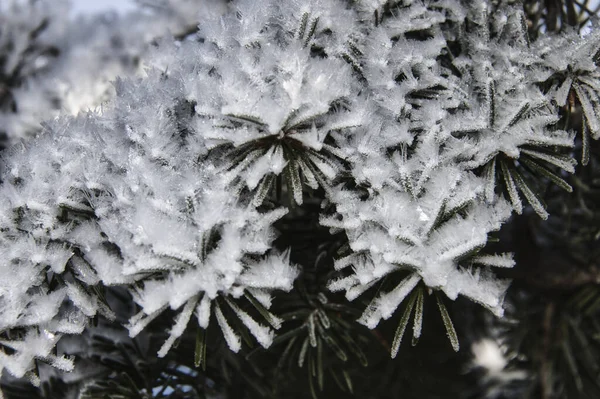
xmin=71 ymin=0 xmax=135 ymax=15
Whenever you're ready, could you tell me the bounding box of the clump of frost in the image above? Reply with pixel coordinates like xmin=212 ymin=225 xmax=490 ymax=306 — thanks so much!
xmin=183 ymin=0 xmax=366 ymax=205
xmin=0 ymin=0 xmax=212 ymax=148
xmin=89 ymin=73 xmax=301 ymax=354
xmin=0 ymin=63 xmax=299 ymax=382
xmin=323 ymin=165 xmax=514 ymax=327
xmin=323 ymin=0 xmax=577 ymax=333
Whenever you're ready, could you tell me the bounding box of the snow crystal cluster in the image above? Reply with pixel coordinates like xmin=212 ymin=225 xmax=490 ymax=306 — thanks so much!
xmin=0 ymin=0 xmax=210 ymax=149
xmin=1 ymin=0 xmax=600 ymax=386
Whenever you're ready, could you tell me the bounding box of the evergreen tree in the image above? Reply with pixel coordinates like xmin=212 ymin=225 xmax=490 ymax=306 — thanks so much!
xmin=1 ymin=1 xmax=600 ymax=398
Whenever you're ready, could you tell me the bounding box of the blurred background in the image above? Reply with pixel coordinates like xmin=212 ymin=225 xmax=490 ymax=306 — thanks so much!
xmin=71 ymin=0 xmax=135 ymax=15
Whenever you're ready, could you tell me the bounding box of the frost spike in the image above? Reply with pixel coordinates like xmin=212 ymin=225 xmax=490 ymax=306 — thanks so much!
xmin=578 ymin=76 xmax=600 ymax=93
xmin=391 ymin=289 xmax=417 ymax=359
xmin=412 ymin=287 xmax=424 ymax=346
xmin=512 ymin=170 xmax=549 ymax=220
xmin=582 ymin=119 xmax=590 ymax=166
xmin=244 ymin=291 xmax=283 ymax=330
xmin=224 ymin=113 xmax=268 ymax=128
xmin=504 ymin=102 xmax=530 ymax=129
xmin=307 ymin=152 xmax=338 ymax=180
xmin=225 ymin=297 xmax=274 ymax=349
xmin=65 ymin=281 xmax=98 ymax=317
xmin=487 ymin=80 xmax=496 ymax=128
xmin=298 ymin=158 xmax=319 ymax=189
xmin=297 ymin=12 xmax=309 ymax=39
xmin=358 ymin=273 xmax=421 ymax=329
xmin=196 ymin=293 xmax=211 ymax=329
xmin=304 ymin=17 xmax=319 ymax=47
xmin=472 ymin=253 xmax=515 ymax=268
xmin=483 ymin=157 xmax=496 ymax=203
xmin=346 ymin=280 xmax=376 ymax=302
xmin=285 ymin=159 xmax=303 ymax=205
xmin=520 ymin=157 xmax=572 ymax=193
xmin=45 ymin=354 xmax=74 ymax=372
xmin=554 ymin=76 xmax=573 ymax=106
xmin=574 ymin=83 xmax=600 ymax=138
xmin=519 ymin=11 xmax=530 ymax=46
xmin=435 ymin=292 xmax=459 ymax=352
xmin=127 ymin=305 xmax=168 ymax=338
xmin=304 ymin=159 xmax=332 ymax=195
xmin=215 ymin=302 xmax=241 ymax=352
xmin=158 ymin=296 xmax=199 ymax=358
xmin=438 ymin=236 xmax=487 ymax=262
xmin=252 ymin=174 xmax=274 ymax=207
xmin=519 ymin=148 xmax=576 ymax=173
xmin=500 ymin=160 xmax=523 ymax=214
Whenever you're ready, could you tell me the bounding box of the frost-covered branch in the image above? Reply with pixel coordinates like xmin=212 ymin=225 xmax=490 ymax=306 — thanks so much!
xmin=2 ymin=0 xmax=600 ymax=387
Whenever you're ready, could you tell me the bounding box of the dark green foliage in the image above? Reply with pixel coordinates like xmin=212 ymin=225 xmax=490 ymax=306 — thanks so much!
xmin=492 ymin=136 xmax=600 ymax=398
xmin=523 ymin=0 xmax=600 ymax=38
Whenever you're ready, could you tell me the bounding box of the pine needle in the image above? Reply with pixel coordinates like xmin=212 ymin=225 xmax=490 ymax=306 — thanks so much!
xmin=194 ymin=328 xmax=207 ymax=371
xmin=500 ymin=159 xmax=523 ymax=214
xmin=412 ymin=287 xmax=424 ymax=346
xmin=435 ymin=292 xmax=460 ymax=352
xmin=391 ymin=289 xmax=418 ymax=358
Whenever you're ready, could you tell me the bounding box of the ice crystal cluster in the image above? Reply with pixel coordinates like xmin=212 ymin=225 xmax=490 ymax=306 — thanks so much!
xmin=1 ymin=0 xmax=600 ymax=387
xmin=0 ymin=0 xmax=208 ymax=149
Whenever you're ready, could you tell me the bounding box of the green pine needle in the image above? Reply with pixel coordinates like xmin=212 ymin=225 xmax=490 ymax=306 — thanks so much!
xmin=412 ymin=287 xmax=424 ymax=346
xmin=391 ymin=288 xmax=418 ymax=358
xmin=520 ymin=157 xmax=573 ymax=193
xmin=194 ymin=328 xmax=207 ymax=371
xmin=435 ymin=292 xmax=460 ymax=352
